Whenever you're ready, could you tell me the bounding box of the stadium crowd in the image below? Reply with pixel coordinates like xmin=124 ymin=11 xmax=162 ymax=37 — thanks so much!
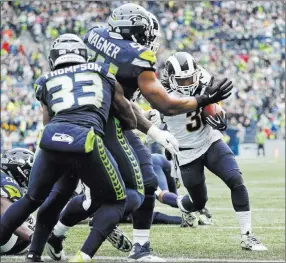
xmin=1 ymin=1 xmax=285 ymax=152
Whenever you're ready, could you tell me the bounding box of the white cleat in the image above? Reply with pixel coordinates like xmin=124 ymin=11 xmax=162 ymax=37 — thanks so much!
xmin=177 ymin=196 xmax=199 ymax=228
xmin=199 ymin=207 xmax=213 ymax=225
xmin=241 ymin=232 xmax=268 ymax=251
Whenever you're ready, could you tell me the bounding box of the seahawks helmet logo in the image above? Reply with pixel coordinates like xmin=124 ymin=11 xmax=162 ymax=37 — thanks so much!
xmin=130 ymin=15 xmax=147 ymax=26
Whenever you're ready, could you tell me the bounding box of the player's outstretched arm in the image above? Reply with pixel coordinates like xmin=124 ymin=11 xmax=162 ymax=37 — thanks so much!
xmin=112 ymin=82 xmax=137 ymax=130
xmin=138 ymin=71 xmax=233 ymax=116
xmin=0 ymin=197 xmax=33 ymax=241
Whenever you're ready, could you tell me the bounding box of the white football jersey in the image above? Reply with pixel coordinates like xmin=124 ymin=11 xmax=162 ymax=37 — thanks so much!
xmin=163 ymin=90 xmax=222 ymax=166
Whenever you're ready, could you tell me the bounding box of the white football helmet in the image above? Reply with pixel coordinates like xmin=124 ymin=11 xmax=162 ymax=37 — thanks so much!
xmin=163 ymin=52 xmax=201 ymax=96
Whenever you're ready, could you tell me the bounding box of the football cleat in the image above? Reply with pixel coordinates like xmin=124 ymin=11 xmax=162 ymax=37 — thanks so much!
xmin=128 ymin=242 xmax=166 ymax=262
xmin=46 ymin=233 xmax=66 ymax=261
xmin=25 ymin=252 xmax=43 ymax=262
xmin=241 ymin=232 xmax=268 ymax=251
xmin=107 ymin=225 xmax=133 ymax=252
xmin=198 ymin=207 xmax=213 ymax=225
xmin=177 ymin=196 xmax=199 ymax=228
xmin=68 ymin=251 xmax=92 ymax=262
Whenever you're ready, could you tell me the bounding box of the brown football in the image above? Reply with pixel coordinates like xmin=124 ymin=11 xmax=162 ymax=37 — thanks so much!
xmin=202 ymin=104 xmax=223 ymax=119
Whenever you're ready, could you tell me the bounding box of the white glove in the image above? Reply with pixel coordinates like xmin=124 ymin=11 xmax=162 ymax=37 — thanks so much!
xmin=146 ymin=109 xmax=162 ymax=127
xmin=147 ymin=125 xmax=179 ymax=155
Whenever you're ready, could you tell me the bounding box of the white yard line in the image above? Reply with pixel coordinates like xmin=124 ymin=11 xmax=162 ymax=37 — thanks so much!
xmin=1 ymin=255 xmax=284 ymax=262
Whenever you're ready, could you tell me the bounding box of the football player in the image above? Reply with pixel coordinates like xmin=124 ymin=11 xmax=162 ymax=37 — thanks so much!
xmin=46 ymin=5 xmax=233 ymax=262
xmin=0 ymin=148 xmax=35 ymax=255
xmin=148 ymin=51 xmax=267 ymax=251
xmin=0 ymin=33 xmax=137 ymax=262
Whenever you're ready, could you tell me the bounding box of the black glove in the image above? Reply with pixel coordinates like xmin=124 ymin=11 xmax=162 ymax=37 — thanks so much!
xmin=205 ymin=111 xmax=228 ymax=131
xmin=196 ymin=77 xmax=233 ymax=108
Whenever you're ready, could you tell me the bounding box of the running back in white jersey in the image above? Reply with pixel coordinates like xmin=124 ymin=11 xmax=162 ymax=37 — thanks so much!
xmin=163 ymin=91 xmax=222 ymax=165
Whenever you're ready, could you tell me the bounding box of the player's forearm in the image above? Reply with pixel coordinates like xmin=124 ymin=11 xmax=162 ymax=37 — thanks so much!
xmin=113 ymin=101 xmax=137 ymax=130
xmin=131 ymin=102 xmax=152 ymax=134
xmin=159 ymin=96 xmax=199 ymax=116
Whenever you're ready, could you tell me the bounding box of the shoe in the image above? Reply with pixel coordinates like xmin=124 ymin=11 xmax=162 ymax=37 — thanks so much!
xmin=128 ymin=242 xmax=166 ymax=262
xmin=177 ymin=196 xmax=199 ymax=228
xmin=107 ymin=225 xmax=132 ymax=252
xmin=199 ymin=207 xmax=212 ymax=225
xmin=241 ymin=231 xmax=268 ymax=251
xmin=25 ymin=252 xmax=43 ymax=262
xmin=46 ymin=233 xmax=66 ymax=261
xmin=69 ymin=251 xmax=92 ymax=262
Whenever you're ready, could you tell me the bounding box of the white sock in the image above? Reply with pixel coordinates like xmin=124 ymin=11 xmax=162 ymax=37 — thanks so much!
xmin=79 ymin=251 xmax=91 ymax=261
xmin=236 ymin=211 xmax=252 ymax=235
xmin=133 ymin=229 xmax=150 ymax=246
xmin=53 ymin=221 xmax=70 ymax=237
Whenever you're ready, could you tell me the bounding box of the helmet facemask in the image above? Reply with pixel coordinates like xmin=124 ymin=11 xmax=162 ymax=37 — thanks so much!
xmin=147 ymin=14 xmax=161 ymax=54
xmin=169 ymin=69 xmax=201 ymax=96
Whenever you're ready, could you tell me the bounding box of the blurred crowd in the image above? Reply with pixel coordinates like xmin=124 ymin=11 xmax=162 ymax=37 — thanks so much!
xmin=1 ymin=1 xmax=285 ymax=152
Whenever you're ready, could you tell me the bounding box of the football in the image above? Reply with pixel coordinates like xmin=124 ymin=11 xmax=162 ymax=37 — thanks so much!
xmin=202 ymin=103 xmax=223 ymax=119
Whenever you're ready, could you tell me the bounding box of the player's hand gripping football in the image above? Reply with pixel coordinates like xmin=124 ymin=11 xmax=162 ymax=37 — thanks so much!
xmin=197 ymin=77 xmax=233 ymax=107
xmin=205 ymin=109 xmax=228 ymax=131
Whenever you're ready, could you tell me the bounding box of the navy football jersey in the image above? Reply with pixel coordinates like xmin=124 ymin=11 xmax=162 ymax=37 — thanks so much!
xmin=34 ymin=62 xmax=116 ymax=135
xmin=0 ymin=171 xmax=23 ymax=202
xmin=83 ymin=27 xmax=156 ymax=100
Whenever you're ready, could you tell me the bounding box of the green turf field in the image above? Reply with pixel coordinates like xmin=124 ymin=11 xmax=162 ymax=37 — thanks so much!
xmin=2 ymin=158 xmax=285 ymax=262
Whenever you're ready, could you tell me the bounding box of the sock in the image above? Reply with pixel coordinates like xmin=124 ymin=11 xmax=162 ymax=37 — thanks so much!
xmin=81 ymin=201 xmax=125 ymax=258
xmin=53 ymin=221 xmax=70 ymax=237
xmin=152 ymin=212 xmax=182 ymax=225
xmin=132 ymin=194 xmax=155 ymax=230
xmin=236 ymin=211 xmax=251 ymax=235
xmin=161 ymin=192 xmax=178 ymax=208
xmin=133 ymin=229 xmax=150 ymax=246
xmin=79 ymin=251 xmax=91 ymax=261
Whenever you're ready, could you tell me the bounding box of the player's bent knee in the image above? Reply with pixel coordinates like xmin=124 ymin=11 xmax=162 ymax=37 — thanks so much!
xmin=226 ymin=176 xmax=250 ymax=211
xmin=25 ymin=194 xmax=44 ymax=206
xmin=225 ymin=173 xmax=244 ymax=189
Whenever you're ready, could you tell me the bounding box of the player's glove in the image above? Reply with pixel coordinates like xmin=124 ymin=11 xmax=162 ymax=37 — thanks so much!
xmin=205 ymin=110 xmax=228 ymax=131
xmin=196 ymin=77 xmax=233 ymax=107
xmin=147 ymin=125 xmax=179 ymax=155
xmin=145 ymin=109 xmax=162 ymax=127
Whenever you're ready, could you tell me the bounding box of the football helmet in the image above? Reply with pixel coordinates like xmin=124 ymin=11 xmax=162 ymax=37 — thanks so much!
xmin=48 ymin=33 xmax=88 ymax=71
xmin=163 ymin=52 xmax=201 ymax=96
xmin=147 ymin=12 xmax=161 ymax=54
xmin=1 ymin=148 xmax=34 ymax=188
xmin=108 ymin=3 xmax=151 ymax=45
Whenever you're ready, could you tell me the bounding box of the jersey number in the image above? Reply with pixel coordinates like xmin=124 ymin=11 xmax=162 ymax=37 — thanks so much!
xmin=46 ymin=72 xmax=103 ymax=113
xmin=186 ymin=109 xmax=204 ymax=132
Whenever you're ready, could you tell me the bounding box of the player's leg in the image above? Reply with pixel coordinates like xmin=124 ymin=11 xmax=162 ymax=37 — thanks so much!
xmin=124 ymin=131 xmax=165 ymax=262
xmin=204 ymin=139 xmax=267 ymax=251
xmin=177 ymin=155 xmax=211 ymax=227
xmin=103 ymin=117 xmax=145 ymax=214
xmin=69 ymin=135 xmax=126 ymax=262
xmin=152 ymin=154 xmax=178 ymax=208
xmin=28 ymin=173 xmax=79 ymax=261
xmin=0 ymin=149 xmax=65 ymax=247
